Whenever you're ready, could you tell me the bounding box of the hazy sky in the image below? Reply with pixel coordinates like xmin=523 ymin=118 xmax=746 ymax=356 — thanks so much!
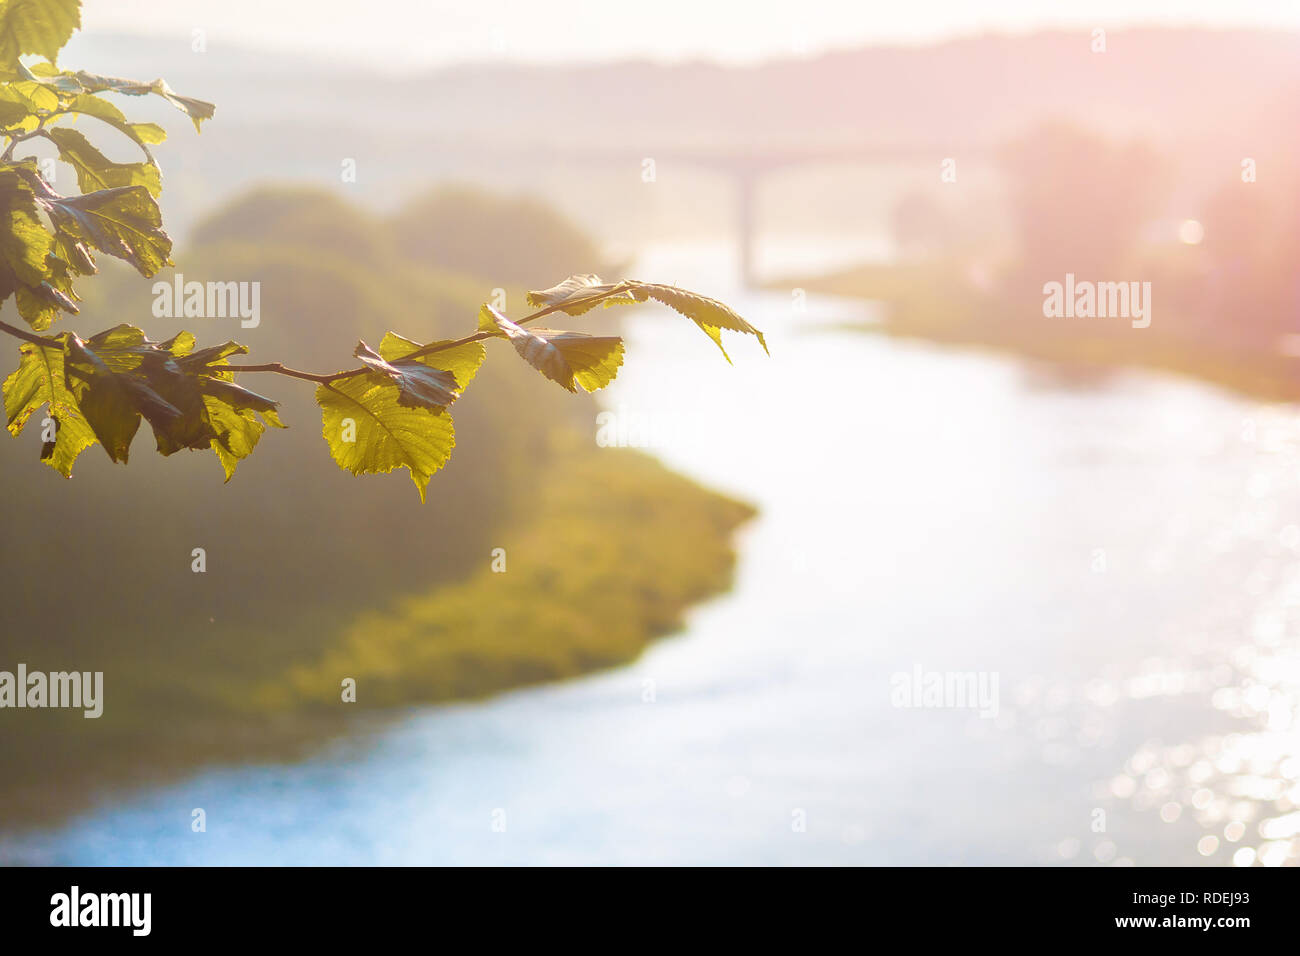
xmin=84 ymin=0 xmax=1300 ymax=68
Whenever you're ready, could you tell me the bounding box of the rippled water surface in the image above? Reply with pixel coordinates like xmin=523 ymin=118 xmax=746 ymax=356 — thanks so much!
xmin=7 ymin=240 xmax=1300 ymax=865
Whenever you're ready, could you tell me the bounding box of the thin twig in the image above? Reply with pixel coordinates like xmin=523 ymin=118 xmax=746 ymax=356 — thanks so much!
xmin=1 ymin=115 xmax=48 ymax=162
xmin=0 ymin=317 xmax=54 ymax=347
xmin=226 ymin=286 xmax=630 ymax=382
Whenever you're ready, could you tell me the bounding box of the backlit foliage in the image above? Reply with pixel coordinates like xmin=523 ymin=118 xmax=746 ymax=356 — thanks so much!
xmin=0 ymin=0 xmax=763 ymax=498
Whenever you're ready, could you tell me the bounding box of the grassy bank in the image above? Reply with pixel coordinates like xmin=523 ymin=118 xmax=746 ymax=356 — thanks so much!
xmin=781 ymin=260 xmax=1300 ymax=403
xmin=273 ymin=445 xmax=754 ymax=709
xmin=1 ymin=443 xmax=754 ymax=827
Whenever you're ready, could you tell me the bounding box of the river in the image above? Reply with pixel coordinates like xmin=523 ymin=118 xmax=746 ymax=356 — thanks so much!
xmin=7 ymin=238 xmax=1300 ymax=865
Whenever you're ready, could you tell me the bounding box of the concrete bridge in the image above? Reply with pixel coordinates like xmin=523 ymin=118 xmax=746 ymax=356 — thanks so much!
xmin=421 ymin=139 xmax=992 ymax=286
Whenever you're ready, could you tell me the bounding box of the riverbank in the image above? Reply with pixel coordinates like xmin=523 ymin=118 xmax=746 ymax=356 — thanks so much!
xmin=0 ymin=443 xmax=754 ymax=828
xmin=774 ymin=260 xmax=1300 ymax=403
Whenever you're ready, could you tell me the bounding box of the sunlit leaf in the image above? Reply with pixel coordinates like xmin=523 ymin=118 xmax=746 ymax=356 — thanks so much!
xmin=0 ymin=166 xmax=52 ymax=319
xmin=527 ymin=273 xmax=768 ymax=362
xmin=71 ymin=71 xmax=215 ymax=131
xmin=0 ymin=81 xmax=43 ymax=125
xmin=481 ymin=304 xmax=624 ymax=393
xmin=2 ymin=331 xmax=96 ymax=475
xmin=60 ymin=92 xmax=165 ymax=154
xmin=49 ymin=231 xmax=95 ymax=277
xmin=379 ymin=332 xmax=486 ymax=391
xmin=153 ymin=336 xmax=284 ymax=478
xmin=316 ymin=372 xmax=454 ymax=502
xmin=634 ymin=281 xmax=769 ymax=361
xmin=15 ymin=275 xmax=76 ymax=328
xmin=525 ymin=273 xmax=638 ymax=315
xmin=0 ymin=91 xmax=27 ymax=126
xmin=2 ymin=75 xmax=55 ymax=110
xmin=48 ymin=126 xmax=161 ymax=196
xmin=13 ymin=231 xmax=95 ymax=330
xmin=34 ymin=177 xmax=172 ymax=276
xmin=25 ymin=58 xmax=80 ymax=92
xmin=61 ymin=324 xmax=280 ymax=474
xmin=0 ymin=0 xmax=80 ymax=77
xmin=352 ymin=339 xmax=461 ymax=411
xmin=63 ymin=325 xmax=179 ymax=462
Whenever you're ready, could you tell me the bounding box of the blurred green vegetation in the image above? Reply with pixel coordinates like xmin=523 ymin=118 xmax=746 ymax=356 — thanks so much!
xmin=388 ymin=185 xmax=625 ymax=289
xmin=0 ymin=185 xmax=752 ymax=825
xmin=272 ymin=446 xmax=753 ymax=709
xmin=784 ymin=258 xmax=1300 ymax=402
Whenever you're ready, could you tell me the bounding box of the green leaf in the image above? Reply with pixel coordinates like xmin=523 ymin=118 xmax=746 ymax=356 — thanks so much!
xmin=34 ymin=179 xmax=172 ymax=276
xmin=0 ymin=165 xmax=98 ymax=329
xmin=316 ymin=372 xmax=456 ymax=502
xmin=0 ymin=164 xmax=76 ymax=331
xmin=26 ymin=58 xmax=81 ymax=92
xmin=635 ymin=282 xmax=769 ymax=360
xmin=13 ymin=231 xmax=94 ymax=330
xmin=0 ymin=92 xmax=27 ymax=126
xmin=146 ymin=79 xmax=215 ymax=132
xmin=0 ymin=77 xmax=56 ymax=131
xmin=0 ymin=166 xmax=52 ymax=315
xmin=527 ymin=274 xmax=768 ymax=362
xmin=352 ymin=339 xmax=461 ymax=411
xmin=152 ymin=336 xmax=283 ymax=478
xmin=47 ymin=126 xmax=161 ymax=196
xmin=60 ymin=92 xmax=166 ymax=154
xmin=51 ymin=231 xmax=95 ymax=274
xmin=63 ymin=326 xmax=177 ymax=462
xmin=61 ymin=325 xmax=280 ymax=475
xmin=0 ymin=83 xmax=40 ymax=130
xmin=3 ymin=332 xmax=97 ymax=476
xmin=480 ymin=304 xmax=624 ymax=393
xmin=71 ymin=71 xmax=215 ymax=131
xmin=15 ymin=275 xmax=77 ymax=328
xmin=0 ymin=0 xmax=80 ymax=77
xmin=205 ymin=391 xmax=284 ymax=481
xmin=524 ymin=273 xmax=639 ymax=315
xmin=378 ymin=332 xmax=486 ymax=391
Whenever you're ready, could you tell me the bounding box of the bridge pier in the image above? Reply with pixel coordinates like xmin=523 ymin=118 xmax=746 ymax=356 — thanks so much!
xmin=736 ymin=170 xmax=758 ymax=288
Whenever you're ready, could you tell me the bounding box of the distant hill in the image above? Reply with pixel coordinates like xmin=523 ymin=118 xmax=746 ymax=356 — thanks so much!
xmin=49 ymin=28 xmax=1300 ymax=246
xmin=64 ymin=27 xmax=1300 ymax=145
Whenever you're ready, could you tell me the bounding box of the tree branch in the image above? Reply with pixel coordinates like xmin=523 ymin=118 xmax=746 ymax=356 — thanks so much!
xmin=226 ymin=286 xmax=633 ymax=383
xmin=1 ymin=116 xmax=49 ymax=162
xmin=0 ymin=284 xmax=636 ymax=390
xmin=0 ymin=317 xmax=55 ymax=347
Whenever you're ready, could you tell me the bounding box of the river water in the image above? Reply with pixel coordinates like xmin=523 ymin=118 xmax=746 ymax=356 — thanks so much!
xmin=7 ymin=239 xmax=1300 ymax=865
